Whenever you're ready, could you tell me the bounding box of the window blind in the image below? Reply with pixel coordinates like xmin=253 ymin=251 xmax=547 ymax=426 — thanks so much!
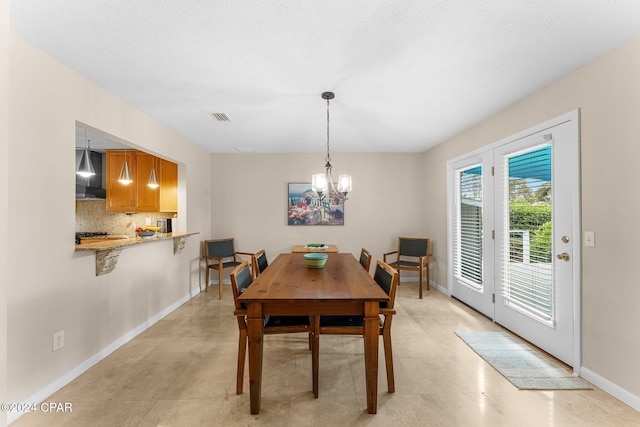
xmin=500 ymin=145 xmax=553 ymax=320
xmin=454 ymin=165 xmax=483 ymax=289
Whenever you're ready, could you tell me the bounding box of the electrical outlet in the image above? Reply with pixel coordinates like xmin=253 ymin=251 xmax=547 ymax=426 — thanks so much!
xmin=584 ymin=231 xmax=595 ymax=248
xmin=145 ymin=217 xmax=151 ymax=225
xmin=53 ymin=330 xmax=64 ymax=352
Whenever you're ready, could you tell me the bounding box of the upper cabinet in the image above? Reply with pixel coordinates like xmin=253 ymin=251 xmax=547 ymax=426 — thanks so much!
xmin=106 ymin=150 xmax=137 ymax=211
xmin=159 ymin=158 xmax=178 ymax=212
xmin=106 ymin=150 xmax=178 ymax=213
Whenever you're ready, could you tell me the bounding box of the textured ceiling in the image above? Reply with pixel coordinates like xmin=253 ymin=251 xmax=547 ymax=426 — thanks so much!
xmin=11 ymin=1 xmax=640 ymax=153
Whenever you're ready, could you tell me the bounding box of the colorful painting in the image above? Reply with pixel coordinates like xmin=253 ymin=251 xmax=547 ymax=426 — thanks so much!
xmin=287 ymin=183 xmax=344 ymax=225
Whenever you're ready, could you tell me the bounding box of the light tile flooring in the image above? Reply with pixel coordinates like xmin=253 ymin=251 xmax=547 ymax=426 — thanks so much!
xmin=13 ymin=285 xmax=640 ymax=426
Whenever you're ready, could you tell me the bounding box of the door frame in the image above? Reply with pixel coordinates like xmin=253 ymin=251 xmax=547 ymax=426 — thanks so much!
xmin=446 ymin=109 xmax=582 ymax=372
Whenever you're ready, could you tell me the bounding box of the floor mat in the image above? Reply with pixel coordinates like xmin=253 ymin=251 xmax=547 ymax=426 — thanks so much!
xmin=455 ymin=331 xmax=592 ymax=390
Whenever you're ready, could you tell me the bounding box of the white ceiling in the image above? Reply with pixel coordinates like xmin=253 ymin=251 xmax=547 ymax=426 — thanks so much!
xmin=11 ymin=1 xmax=640 ymax=154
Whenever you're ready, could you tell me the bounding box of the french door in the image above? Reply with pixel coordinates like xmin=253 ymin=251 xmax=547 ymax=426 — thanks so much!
xmin=448 ymin=111 xmax=580 ymax=367
xmin=449 ymin=152 xmax=495 ymax=319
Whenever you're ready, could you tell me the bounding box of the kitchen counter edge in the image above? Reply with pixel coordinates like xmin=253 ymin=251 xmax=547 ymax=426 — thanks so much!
xmin=75 ymin=232 xmax=200 ymax=251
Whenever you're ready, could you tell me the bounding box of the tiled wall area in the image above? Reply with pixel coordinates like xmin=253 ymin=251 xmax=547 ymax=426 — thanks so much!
xmin=75 ymin=200 xmax=176 ymax=236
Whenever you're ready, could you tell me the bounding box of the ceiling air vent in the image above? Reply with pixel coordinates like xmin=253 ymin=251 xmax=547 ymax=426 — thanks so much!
xmin=209 ymin=112 xmax=231 ymax=122
xmin=236 ymin=147 xmax=256 ymax=153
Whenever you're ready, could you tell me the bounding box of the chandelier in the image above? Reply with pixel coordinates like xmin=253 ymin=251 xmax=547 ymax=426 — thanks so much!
xmin=311 ymin=92 xmax=352 ymax=201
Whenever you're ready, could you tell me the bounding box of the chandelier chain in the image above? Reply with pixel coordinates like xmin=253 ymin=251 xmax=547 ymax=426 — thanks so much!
xmin=325 ymin=98 xmax=332 ymax=165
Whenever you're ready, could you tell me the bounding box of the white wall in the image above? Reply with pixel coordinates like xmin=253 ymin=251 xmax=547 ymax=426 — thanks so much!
xmin=422 ymin=37 xmax=640 ymax=404
xmin=211 ymin=153 xmax=427 ymax=268
xmin=6 ymin=33 xmax=211 ymax=415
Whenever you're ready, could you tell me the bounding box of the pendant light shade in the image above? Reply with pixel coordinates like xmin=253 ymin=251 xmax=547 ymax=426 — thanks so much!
xmin=76 ymin=148 xmax=95 ymax=178
xmin=118 ymin=152 xmax=133 ymax=185
xmin=76 ymin=130 xmax=96 ymax=178
xmin=337 ymin=174 xmax=352 ymax=193
xmin=147 ymin=167 xmax=159 ymax=189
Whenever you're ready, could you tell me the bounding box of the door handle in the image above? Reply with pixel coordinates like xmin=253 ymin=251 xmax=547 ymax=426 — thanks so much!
xmin=556 ymin=252 xmax=570 ymax=261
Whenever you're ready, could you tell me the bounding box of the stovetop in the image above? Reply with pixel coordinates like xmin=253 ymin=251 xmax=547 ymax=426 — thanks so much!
xmin=76 ymin=232 xmax=107 ymax=238
xmin=75 ymin=231 xmax=107 ymax=244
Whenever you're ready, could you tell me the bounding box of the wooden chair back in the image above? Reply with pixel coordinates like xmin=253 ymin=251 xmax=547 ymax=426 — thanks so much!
xmin=359 ymin=248 xmax=372 ymax=273
xmin=374 ymin=260 xmax=399 ymax=309
xmin=252 ymin=249 xmax=269 ymax=278
xmin=398 ymin=237 xmax=430 ymax=259
xmin=230 ymin=261 xmax=253 ymax=311
xmin=205 ymin=238 xmax=235 ymax=260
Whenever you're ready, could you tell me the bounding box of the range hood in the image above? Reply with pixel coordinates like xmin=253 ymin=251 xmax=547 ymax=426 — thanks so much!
xmin=76 ymin=150 xmax=106 ymax=199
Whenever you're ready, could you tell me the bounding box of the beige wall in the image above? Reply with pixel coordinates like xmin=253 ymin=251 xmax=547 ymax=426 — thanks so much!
xmin=5 ymin=16 xmax=640 ymax=420
xmin=423 ymin=37 xmax=640 ymax=401
xmin=7 ymin=33 xmax=211 ymax=414
xmin=211 ymin=153 xmax=427 ymax=268
xmin=1 ymin=1 xmax=9 ymax=426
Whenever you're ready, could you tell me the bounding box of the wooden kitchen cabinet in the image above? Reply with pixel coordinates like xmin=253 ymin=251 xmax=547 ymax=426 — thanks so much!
xmin=106 ymin=150 xmax=137 ymax=211
xmin=107 ymin=150 xmax=179 ymax=213
xmin=134 ymin=153 xmax=160 ymax=211
xmin=159 ymin=158 xmax=178 ymax=212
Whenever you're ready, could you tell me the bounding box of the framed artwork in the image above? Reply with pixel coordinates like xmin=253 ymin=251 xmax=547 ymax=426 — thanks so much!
xmin=287 ymin=182 xmax=344 ymax=225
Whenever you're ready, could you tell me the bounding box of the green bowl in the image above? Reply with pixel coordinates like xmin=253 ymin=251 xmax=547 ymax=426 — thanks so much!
xmin=303 ymin=253 xmax=328 ymax=268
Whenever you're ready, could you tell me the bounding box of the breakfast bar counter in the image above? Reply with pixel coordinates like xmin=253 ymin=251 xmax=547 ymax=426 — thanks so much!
xmin=75 ymin=232 xmax=199 ymax=276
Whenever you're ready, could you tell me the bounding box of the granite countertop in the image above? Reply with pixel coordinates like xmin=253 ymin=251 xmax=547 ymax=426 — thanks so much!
xmin=75 ymin=232 xmax=199 ymax=251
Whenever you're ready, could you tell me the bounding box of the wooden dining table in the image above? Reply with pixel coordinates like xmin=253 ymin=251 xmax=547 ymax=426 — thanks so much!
xmin=237 ymin=252 xmax=389 ymax=414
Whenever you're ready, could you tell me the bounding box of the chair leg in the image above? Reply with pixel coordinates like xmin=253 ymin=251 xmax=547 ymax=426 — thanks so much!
xmin=205 ymin=267 xmax=209 ymax=293
xmin=237 ymin=329 xmax=247 ymax=394
xmin=218 ymin=262 xmax=223 ymax=300
xmin=312 ymin=315 xmax=319 ymax=398
xmin=419 ymin=268 xmax=423 ymax=299
xmin=426 ymin=264 xmax=430 ymax=291
xmin=382 ymin=326 xmax=395 ymax=393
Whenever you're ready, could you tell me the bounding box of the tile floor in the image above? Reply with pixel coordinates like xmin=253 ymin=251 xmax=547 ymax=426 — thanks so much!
xmin=12 ymin=285 xmax=640 ymax=426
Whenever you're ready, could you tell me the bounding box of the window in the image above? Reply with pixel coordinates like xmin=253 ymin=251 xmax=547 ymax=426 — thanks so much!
xmin=454 ymin=165 xmax=483 ymax=290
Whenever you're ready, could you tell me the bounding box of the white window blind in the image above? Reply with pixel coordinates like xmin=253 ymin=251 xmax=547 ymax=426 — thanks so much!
xmin=500 ymin=145 xmax=553 ymax=321
xmin=454 ymin=165 xmax=483 ymax=289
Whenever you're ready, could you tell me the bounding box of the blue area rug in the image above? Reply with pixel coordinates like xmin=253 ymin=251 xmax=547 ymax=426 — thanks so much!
xmin=455 ymin=331 xmax=592 ymax=390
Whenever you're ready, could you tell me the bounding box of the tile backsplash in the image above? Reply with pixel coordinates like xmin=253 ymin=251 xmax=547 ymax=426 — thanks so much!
xmin=76 ymin=200 xmax=176 ymax=236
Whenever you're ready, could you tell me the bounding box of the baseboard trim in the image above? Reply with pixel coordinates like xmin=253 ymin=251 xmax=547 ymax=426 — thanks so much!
xmin=580 ymin=367 xmax=640 ymax=412
xmin=7 ymin=291 xmax=195 ymax=424
xmin=398 ymin=278 xmax=445 ymax=294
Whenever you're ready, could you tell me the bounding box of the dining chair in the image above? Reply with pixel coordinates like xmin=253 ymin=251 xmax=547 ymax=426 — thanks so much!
xmin=359 ymin=248 xmax=372 ymax=273
xmin=230 ymin=261 xmax=315 ymax=395
xmin=384 ymin=237 xmax=431 ymax=298
xmin=252 ymin=249 xmax=268 ymax=279
xmin=318 ymin=260 xmax=399 ymax=393
xmin=204 ymin=238 xmax=254 ymax=299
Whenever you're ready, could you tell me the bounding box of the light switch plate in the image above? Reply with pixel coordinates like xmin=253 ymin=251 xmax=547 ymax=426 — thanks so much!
xmin=584 ymin=231 xmax=595 ymax=247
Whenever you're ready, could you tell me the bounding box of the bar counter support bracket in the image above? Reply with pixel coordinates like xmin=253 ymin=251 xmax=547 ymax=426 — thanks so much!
xmin=173 ymin=236 xmax=187 ymax=254
xmin=95 ymin=248 xmax=122 ymax=276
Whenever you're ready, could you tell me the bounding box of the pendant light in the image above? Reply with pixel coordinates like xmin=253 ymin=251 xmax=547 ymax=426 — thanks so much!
xmin=76 ymin=129 xmax=96 ymax=178
xmin=147 ymin=158 xmax=159 ymax=189
xmin=311 ymin=92 xmax=352 ymax=200
xmin=118 ymin=149 xmax=133 ymax=185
